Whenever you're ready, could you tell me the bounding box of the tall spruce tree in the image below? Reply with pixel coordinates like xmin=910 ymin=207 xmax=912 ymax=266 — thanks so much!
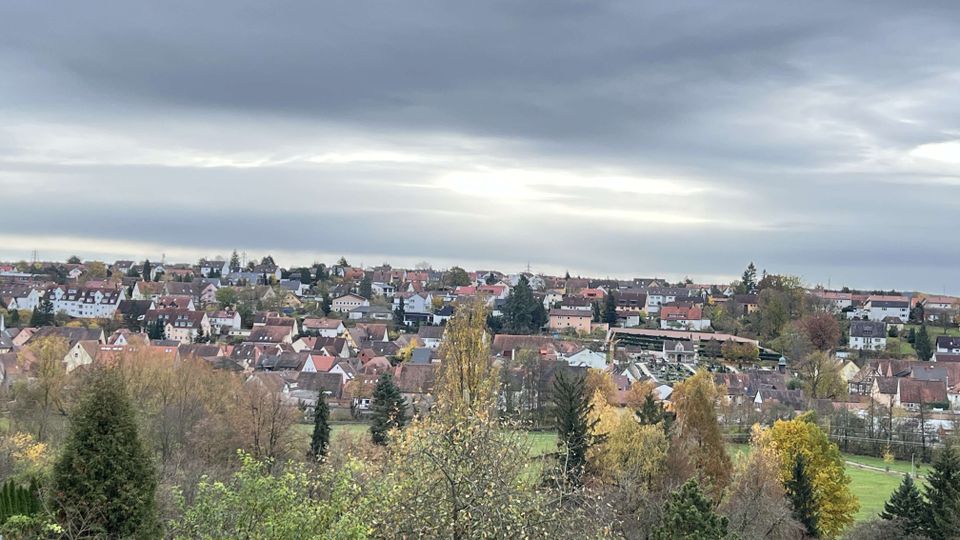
xmin=142 ymin=259 xmax=152 ymax=281
xmin=653 ymin=479 xmax=729 ymax=540
xmin=552 ymin=371 xmax=595 ymax=485
xmin=30 ymin=296 xmax=54 ymax=327
xmin=785 ymin=453 xmax=820 ymax=538
xmin=503 ymin=275 xmax=537 ymax=334
xmin=603 ymin=292 xmax=618 ymax=326
xmin=51 ymin=368 xmax=159 ymax=537
xmin=393 ymin=297 xmax=406 ymax=328
xmin=309 ymin=391 xmax=331 ymax=460
xmin=916 ymin=324 xmax=933 ymax=362
xmin=924 ymin=441 xmax=960 ymax=540
xmin=370 ymin=372 xmax=407 ymax=446
xmin=881 ymin=474 xmax=928 ymax=532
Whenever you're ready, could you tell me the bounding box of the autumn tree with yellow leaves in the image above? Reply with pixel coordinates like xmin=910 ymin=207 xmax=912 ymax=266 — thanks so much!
xmin=754 ymin=414 xmax=859 ymax=539
xmin=671 ymin=370 xmax=731 ymax=496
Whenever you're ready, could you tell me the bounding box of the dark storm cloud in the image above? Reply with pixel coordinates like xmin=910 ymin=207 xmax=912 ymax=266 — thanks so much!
xmin=2 ymin=1 xmax=960 ymax=290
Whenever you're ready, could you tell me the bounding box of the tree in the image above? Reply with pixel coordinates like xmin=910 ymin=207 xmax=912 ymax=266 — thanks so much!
xmin=591 ymin=301 xmax=601 ymax=323
xmin=603 ymin=292 xmax=618 ymax=326
xmin=229 ymin=250 xmax=241 ymax=272
xmin=7 ymin=308 xmax=20 ymax=327
xmin=755 ymin=414 xmax=859 ymax=538
xmin=321 ymin=291 xmax=332 ymax=316
xmin=359 ymin=275 xmax=372 ymax=299
xmin=142 ymin=259 xmax=152 ymax=281
xmin=336 ymin=256 xmax=349 ymax=267
xmin=370 ymin=373 xmax=407 ymax=445
xmin=308 ymin=392 xmax=331 ymax=461
xmin=736 ymin=262 xmax=757 ymax=295
xmin=51 ymin=368 xmax=159 ymax=537
xmin=796 ymin=351 xmax=846 ymax=399
xmin=29 ymin=296 xmax=53 ymax=327
xmin=147 ymin=318 xmax=165 ymax=340
xmin=720 ymin=445 xmax=803 ymax=540
xmin=588 ymin=392 xmax=667 ymax=489
xmin=435 ymin=299 xmax=498 ymax=417
xmin=13 ymin=337 xmax=70 ymax=443
xmin=916 ymin=324 xmax=933 ymax=361
xmin=443 ymin=266 xmax=471 ymax=287
xmin=880 ymin=474 xmax=928 ymax=533
xmin=552 ymin=371 xmax=595 ymax=485
xmin=924 ymin=441 xmax=960 ymax=540
xmin=785 ymin=453 xmax=819 ymax=538
xmin=585 ymin=369 xmax=617 ymax=406
xmin=173 ymin=452 xmax=363 ymax=539
xmin=653 ymin=479 xmax=729 ymax=540
xmin=502 ymin=275 xmax=540 ymax=334
xmin=215 ymin=287 xmax=239 ymax=307
xmin=672 ymin=370 xmax=731 ymax=495
xmin=800 ymin=313 xmax=841 ymax=351
xmin=66 ymin=255 xmax=81 ymax=264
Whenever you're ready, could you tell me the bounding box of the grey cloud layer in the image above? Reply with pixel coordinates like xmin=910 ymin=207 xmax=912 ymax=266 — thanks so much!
xmin=2 ymin=1 xmax=960 ymax=291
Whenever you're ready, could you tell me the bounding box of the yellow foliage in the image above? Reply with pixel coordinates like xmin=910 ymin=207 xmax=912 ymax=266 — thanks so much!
xmin=585 ymin=369 xmax=617 ymax=406
xmin=672 ymin=370 xmax=731 ymax=495
xmin=588 ymin=390 xmax=668 ymax=486
xmin=624 ymin=380 xmax=655 ymax=410
xmin=753 ymin=415 xmax=859 ymax=539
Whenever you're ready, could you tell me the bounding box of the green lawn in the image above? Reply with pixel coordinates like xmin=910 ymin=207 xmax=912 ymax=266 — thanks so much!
xmin=885 ymin=336 xmax=916 ymax=356
xmin=905 ymin=324 xmax=960 ymax=338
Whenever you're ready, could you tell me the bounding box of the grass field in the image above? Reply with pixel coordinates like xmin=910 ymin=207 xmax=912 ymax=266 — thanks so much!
xmin=905 ymin=324 xmax=960 ymax=338
xmin=304 ymin=423 xmax=559 ymax=455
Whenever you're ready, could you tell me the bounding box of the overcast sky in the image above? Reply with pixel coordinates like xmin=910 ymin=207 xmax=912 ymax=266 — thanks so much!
xmin=2 ymin=1 xmax=960 ymax=291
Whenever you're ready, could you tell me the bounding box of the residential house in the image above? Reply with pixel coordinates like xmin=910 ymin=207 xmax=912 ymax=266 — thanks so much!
xmin=861 ymin=295 xmax=911 ymax=322
xmin=733 ymin=294 xmax=759 ymax=316
xmin=659 ymin=303 xmax=710 ymax=331
xmin=145 ymin=309 xmax=210 ymax=344
xmin=849 ymin=321 xmax=887 ymax=351
xmin=332 ymin=293 xmax=369 ymax=313
xmin=393 ymin=292 xmax=433 ymax=314
xmin=208 ymin=310 xmax=242 ymax=334
xmin=548 ymin=309 xmax=592 ymax=334
xmin=247 ymin=324 xmax=295 ymax=345
xmin=644 ymin=287 xmax=701 ymax=315
xmin=348 ymin=304 xmax=393 ymax=321
xmin=432 ymin=304 xmax=455 ymax=325
xmin=0 ymin=284 xmax=40 ymax=311
xmin=417 ymin=325 xmax=444 ymax=349
xmin=302 ymin=317 xmax=345 ymax=338
xmin=565 ymin=348 xmax=607 ymax=369
xmin=44 ymin=285 xmax=125 ymax=319
xmin=198 ymin=259 xmax=230 ymax=277
xmin=615 ymin=291 xmax=647 ymax=312
xmin=938 ymin=336 xmax=960 ymax=354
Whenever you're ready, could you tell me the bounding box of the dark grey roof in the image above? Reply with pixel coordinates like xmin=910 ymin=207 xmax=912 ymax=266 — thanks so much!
xmin=851 ymin=321 xmax=886 ymax=338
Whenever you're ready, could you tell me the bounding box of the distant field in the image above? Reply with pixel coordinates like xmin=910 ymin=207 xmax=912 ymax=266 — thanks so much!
xmin=905 ymin=324 xmax=960 ymax=338
xmin=728 ymin=443 xmax=922 ymax=522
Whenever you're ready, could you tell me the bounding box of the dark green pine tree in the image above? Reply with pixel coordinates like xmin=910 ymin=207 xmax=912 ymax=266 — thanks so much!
xmin=916 ymin=324 xmax=933 ymax=361
xmin=321 ymin=291 xmax=332 ymax=316
xmin=591 ymin=301 xmax=601 ymax=323
xmin=7 ymin=308 xmax=19 ymax=327
xmin=503 ymin=275 xmax=536 ymax=334
xmin=29 ymin=296 xmax=54 ymax=327
xmin=370 ymin=372 xmax=407 ymax=446
xmin=785 ymin=453 xmax=820 ymax=538
xmin=652 ymin=479 xmax=729 ymax=540
xmin=359 ymin=275 xmax=372 ymax=299
xmin=880 ymin=474 xmax=928 ymax=532
xmin=924 ymin=441 xmax=960 ymax=540
xmin=142 ymin=259 xmax=152 ymax=281
xmin=147 ymin=319 xmax=165 ymax=340
xmin=603 ymin=292 xmax=618 ymax=326
xmin=393 ymin=297 xmax=406 ymax=328
xmin=51 ymin=368 xmax=160 ymax=538
xmin=552 ymin=371 xmax=595 ymax=486
xmin=309 ymin=391 xmax=331 ymax=460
